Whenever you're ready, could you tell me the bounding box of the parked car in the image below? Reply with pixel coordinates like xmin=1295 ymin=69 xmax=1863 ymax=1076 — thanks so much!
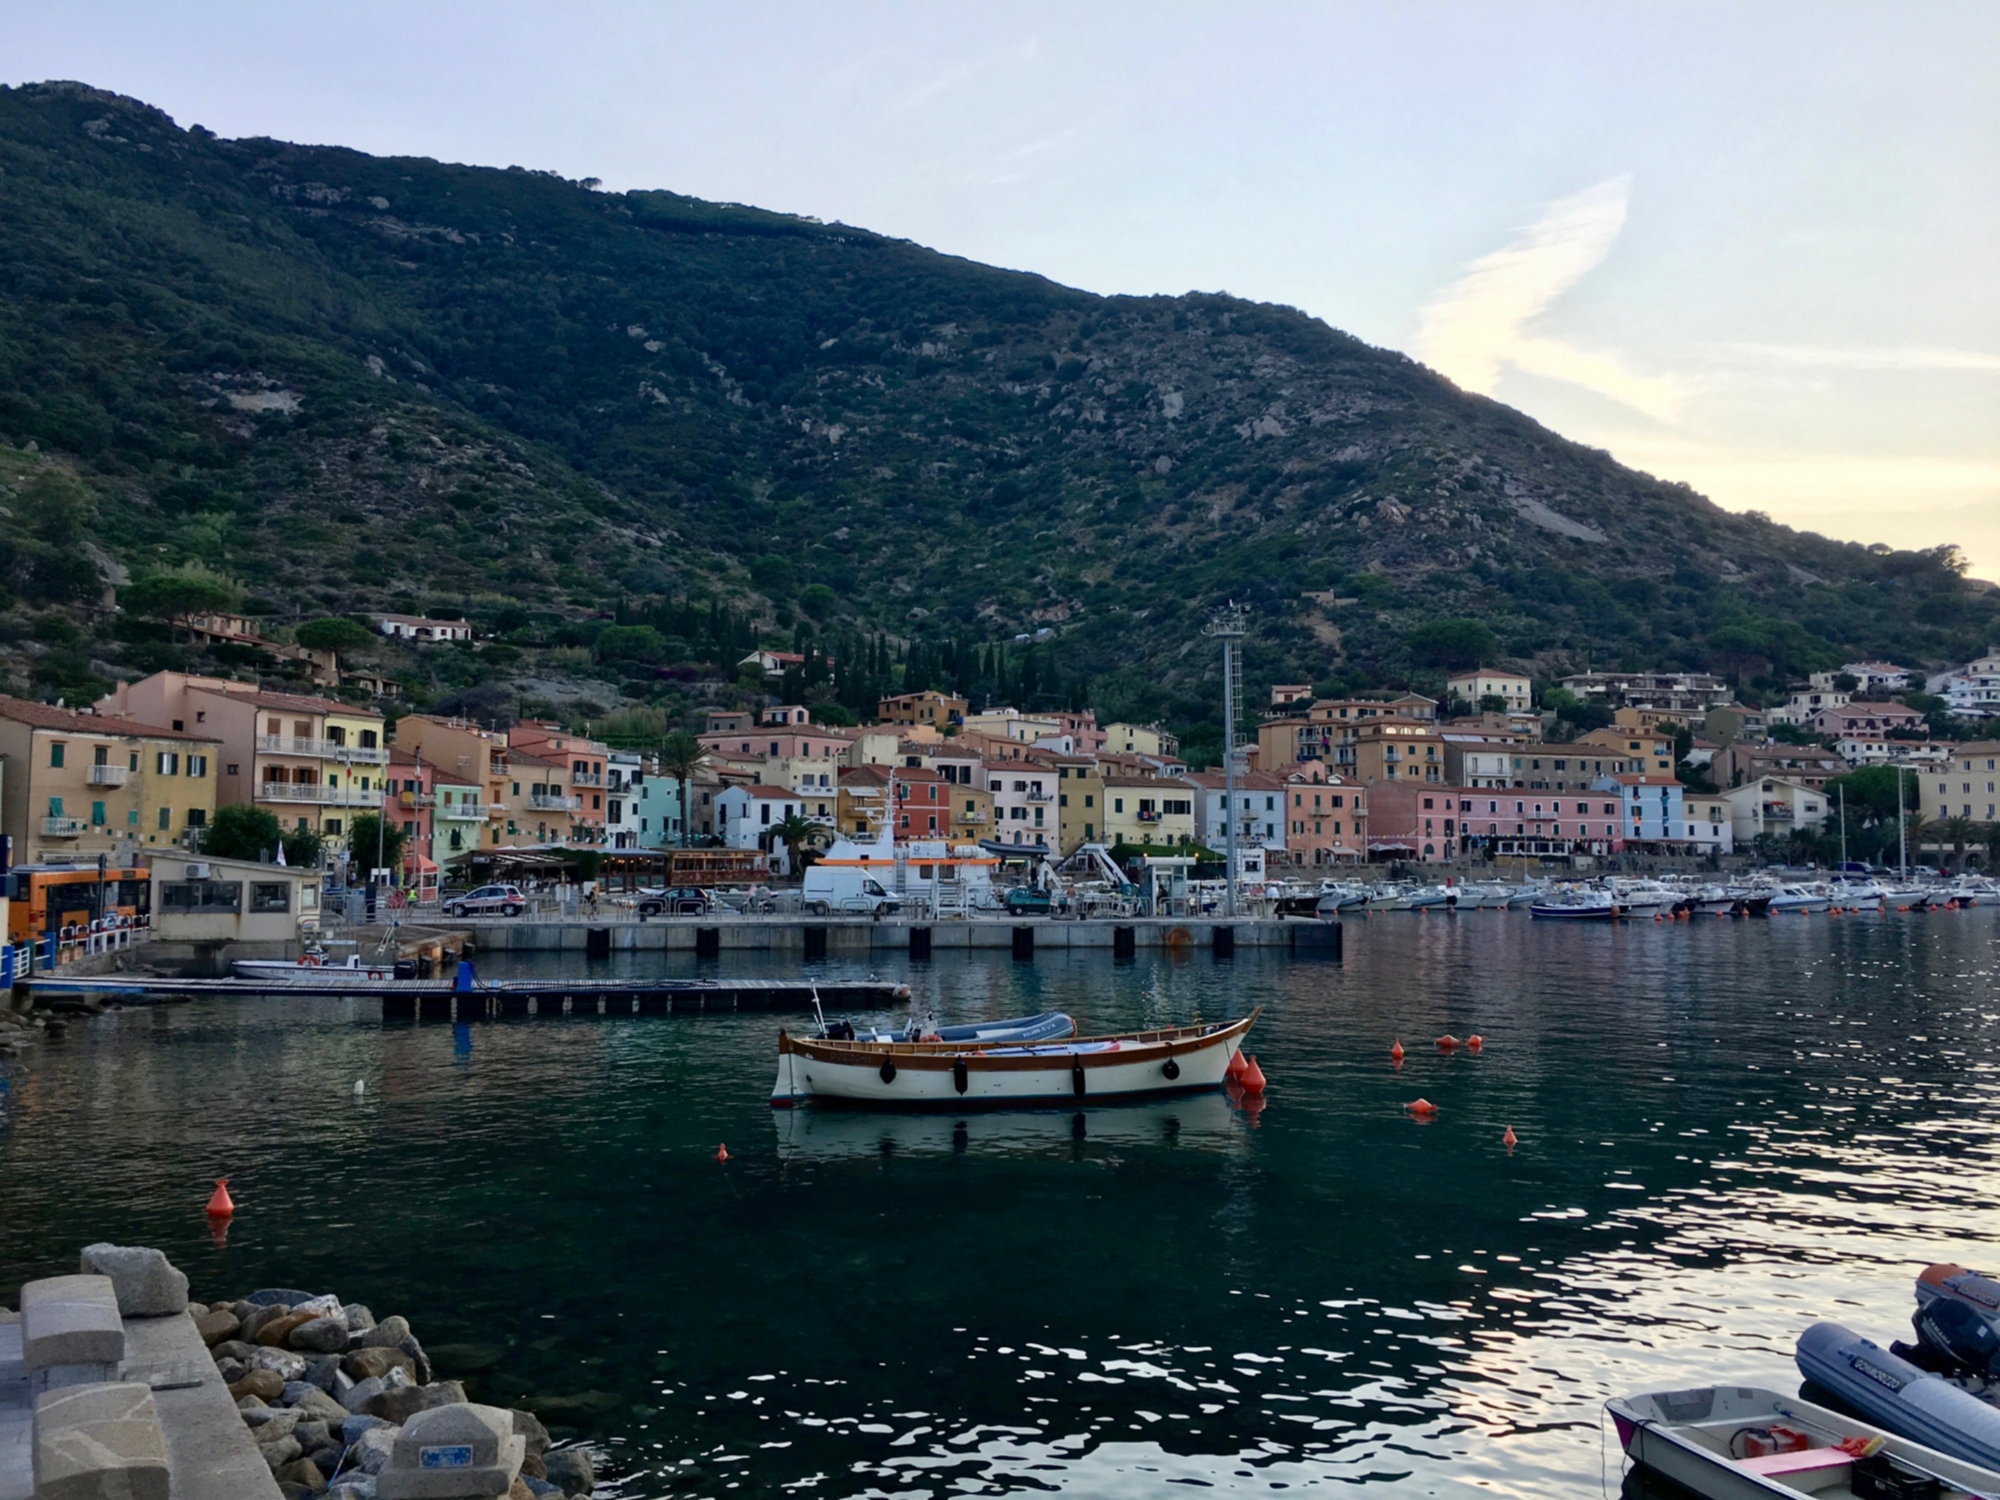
xmin=443 ymin=884 xmax=526 ymax=918
xmin=624 ymin=886 xmax=713 ymax=916
xmin=1003 ymin=887 xmax=1054 ymax=915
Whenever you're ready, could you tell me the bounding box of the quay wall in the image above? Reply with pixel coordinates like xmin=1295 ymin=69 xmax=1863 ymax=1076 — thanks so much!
xmin=465 ymin=916 xmax=1337 ymax=957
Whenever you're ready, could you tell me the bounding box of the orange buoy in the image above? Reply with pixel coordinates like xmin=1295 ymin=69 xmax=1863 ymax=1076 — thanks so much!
xmin=1502 ymin=1125 xmax=1518 ymax=1148
xmin=1466 ymin=1034 xmax=1484 ymax=1050
xmin=714 ymin=1144 xmax=730 ymax=1163
xmin=1436 ymin=1034 xmax=1459 ymax=1050
xmin=1390 ymin=1039 xmax=1405 ymax=1062
xmin=1406 ymin=1097 xmax=1438 ymax=1117
xmin=205 ymin=1178 xmax=234 ymax=1218
xmin=1241 ymin=1055 xmax=1267 ymax=1094
xmin=1227 ymin=1049 xmax=1250 ymax=1082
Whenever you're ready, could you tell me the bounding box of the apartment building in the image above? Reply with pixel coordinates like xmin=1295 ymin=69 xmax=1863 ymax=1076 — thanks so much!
xmin=876 ymin=691 xmax=967 ymax=730
xmin=984 ymin=760 xmax=1058 ymax=849
xmin=100 ymin=673 xmax=385 ymax=842
xmin=1334 ymin=718 xmax=1447 ymax=783
xmin=1921 ymin=742 xmax=2000 ymax=825
xmin=1180 ymin=770 xmax=1287 ymax=862
xmin=1457 ymin=788 xmax=1625 ymax=858
xmin=1101 ymin=775 xmax=1196 ymax=848
xmin=1363 ymin=780 xmax=1463 ymax=863
xmin=1446 ymin=668 xmax=1532 ymax=710
xmin=1053 ymin=757 xmax=1107 ymax=853
xmin=507 ymin=723 xmax=610 ymax=842
xmin=0 ymin=696 xmax=221 ymax=862
xmin=1277 ymin=762 xmax=1365 ymax=864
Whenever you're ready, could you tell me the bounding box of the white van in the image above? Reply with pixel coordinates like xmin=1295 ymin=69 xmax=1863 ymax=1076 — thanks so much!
xmin=801 ymin=863 xmax=901 ymax=916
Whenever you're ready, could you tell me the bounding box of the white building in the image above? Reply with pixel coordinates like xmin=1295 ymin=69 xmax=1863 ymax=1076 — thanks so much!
xmin=982 ymin=760 xmax=1056 ymax=850
xmin=1721 ymin=777 xmax=1828 ymax=846
xmin=1768 ymin=687 xmax=1851 ymax=727
xmin=635 ymin=775 xmax=688 ymax=849
xmin=1927 ymin=649 xmax=2000 ymax=719
xmin=1816 ymin=662 xmax=1912 ymax=695
xmin=603 ymin=751 xmax=646 ymax=848
xmin=713 ymin=784 xmax=805 ymax=872
xmin=1681 ymin=794 xmax=1735 ymax=856
xmin=1178 ymin=771 xmax=1287 ymax=860
xmin=376 ymin=615 xmax=474 ymax=643
xmin=1446 ymin=668 xmax=1532 ymax=711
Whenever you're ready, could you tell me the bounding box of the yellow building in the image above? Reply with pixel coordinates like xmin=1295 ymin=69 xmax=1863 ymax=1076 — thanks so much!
xmin=100 ymin=673 xmax=386 ymax=844
xmin=1102 ymin=775 xmax=1197 ymax=848
xmin=1576 ymin=726 xmax=1678 ymax=777
xmin=1921 ymin=741 xmax=2000 ymax=826
xmin=1054 ymin=757 xmax=1107 ymax=851
xmin=0 ymin=695 xmax=221 ymax=862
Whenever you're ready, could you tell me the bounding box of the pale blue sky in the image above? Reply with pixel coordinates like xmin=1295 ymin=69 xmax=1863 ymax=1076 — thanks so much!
xmin=9 ymin=3 xmax=1997 ymax=567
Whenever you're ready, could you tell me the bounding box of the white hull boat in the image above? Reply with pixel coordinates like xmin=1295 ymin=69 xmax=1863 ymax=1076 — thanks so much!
xmin=232 ymin=953 xmax=401 ymax=983
xmin=771 ymin=1011 xmax=1259 ymax=1109
xmin=1609 ymin=1383 xmax=2000 ymax=1499
xmin=1769 ymin=884 xmax=1832 ymax=914
xmin=1530 ymin=891 xmax=1625 ymax=920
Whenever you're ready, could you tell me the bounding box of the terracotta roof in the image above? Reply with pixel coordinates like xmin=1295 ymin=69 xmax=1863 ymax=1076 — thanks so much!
xmin=0 ymin=695 xmax=222 ymax=742
xmin=192 ymin=683 xmax=379 ymax=717
xmin=736 ymin=784 xmax=802 ymax=799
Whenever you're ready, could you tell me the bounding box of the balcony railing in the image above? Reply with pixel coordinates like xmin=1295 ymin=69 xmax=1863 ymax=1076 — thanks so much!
xmin=571 ymin=772 xmax=605 ymax=787
xmin=41 ymin=816 xmax=87 ymax=837
xmin=436 ymin=801 xmax=486 ymax=821
xmin=529 ymin=794 xmax=582 ymax=811
xmin=257 ymin=783 xmax=382 ymax=807
xmin=256 ymin=735 xmax=389 ymax=763
xmin=86 ymin=763 xmax=129 ymax=786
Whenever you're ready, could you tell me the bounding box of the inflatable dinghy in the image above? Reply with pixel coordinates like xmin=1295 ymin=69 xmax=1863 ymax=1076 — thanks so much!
xmin=1919 ymin=1264 xmax=2000 ymax=1334
xmin=1796 ymin=1322 xmax=2000 ymax=1472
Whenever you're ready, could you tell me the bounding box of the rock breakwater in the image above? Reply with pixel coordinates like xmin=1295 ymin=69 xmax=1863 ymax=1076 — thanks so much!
xmin=195 ymin=1284 xmax=595 ymax=1499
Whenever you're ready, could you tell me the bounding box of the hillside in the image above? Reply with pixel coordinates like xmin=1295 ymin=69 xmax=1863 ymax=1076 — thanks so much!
xmin=0 ymin=80 xmax=1991 ymax=753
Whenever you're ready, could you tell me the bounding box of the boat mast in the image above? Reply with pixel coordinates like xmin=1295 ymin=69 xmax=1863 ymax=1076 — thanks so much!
xmin=1205 ymin=603 xmax=1248 ymax=919
xmin=1838 ymin=781 xmax=1846 ymax=870
xmin=1897 ymin=768 xmax=1907 ymax=880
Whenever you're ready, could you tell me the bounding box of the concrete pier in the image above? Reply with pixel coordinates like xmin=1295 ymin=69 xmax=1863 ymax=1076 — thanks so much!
xmin=465 ymin=915 xmax=1341 ymax=957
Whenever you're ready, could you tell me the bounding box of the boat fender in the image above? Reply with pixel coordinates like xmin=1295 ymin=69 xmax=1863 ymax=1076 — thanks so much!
xmin=1072 ymin=1062 xmax=1086 ymax=1098
xmin=879 ymin=1057 xmax=897 ymax=1085
xmin=953 ymin=1057 xmax=969 ymax=1095
xmin=1162 ymin=1057 xmax=1181 ymax=1081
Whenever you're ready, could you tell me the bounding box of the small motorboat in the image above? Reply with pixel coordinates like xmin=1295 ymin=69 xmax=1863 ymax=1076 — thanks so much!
xmin=771 ymin=1010 xmax=1259 ymax=1109
xmin=232 ymin=949 xmax=402 ymax=982
xmin=1530 ymin=888 xmax=1625 ymax=920
xmin=1796 ymin=1323 xmax=2000 ymax=1471
xmin=1768 ymin=883 xmax=1833 ymax=914
xmin=1609 ymin=1383 xmax=2000 ymax=1499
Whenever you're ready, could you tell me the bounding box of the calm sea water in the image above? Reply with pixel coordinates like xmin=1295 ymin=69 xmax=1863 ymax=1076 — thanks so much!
xmin=3 ymin=912 xmax=1999 ymax=1497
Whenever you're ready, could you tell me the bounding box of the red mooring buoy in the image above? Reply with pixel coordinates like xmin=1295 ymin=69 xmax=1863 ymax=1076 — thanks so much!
xmin=1503 ymin=1125 xmax=1518 ymax=1149
xmin=1390 ymin=1039 xmax=1405 ymax=1062
xmin=715 ymin=1144 xmax=730 ymax=1163
xmin=1407 ymin=1098 xmax=1439 ymax=1117
xmin=1241 ymin=1055 xmax=1268 ymax=1094
xmin=1466 ymin=1034 xmax=1484 ymax=1051
xmin=205 ymin=1178 xmax=234 ymax=1218
xmin=1227 ymin=1049 xmax=1250 ymax=1082
xmin=1436 ymin=1034 xmax=1460 ymax=1051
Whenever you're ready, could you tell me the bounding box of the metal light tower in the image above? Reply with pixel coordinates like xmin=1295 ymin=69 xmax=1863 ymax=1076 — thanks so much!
xmin=1204 ymin=603 xmax=1249 ymax=918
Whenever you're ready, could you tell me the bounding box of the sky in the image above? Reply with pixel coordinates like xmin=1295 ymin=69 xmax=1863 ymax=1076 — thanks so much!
xmin=7 ymin=3 xmax=1997 ymax=571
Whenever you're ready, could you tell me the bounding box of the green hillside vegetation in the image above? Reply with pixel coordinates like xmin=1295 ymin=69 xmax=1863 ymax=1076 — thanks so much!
xmin=2 ymin=80 xmax=1994 ymax=753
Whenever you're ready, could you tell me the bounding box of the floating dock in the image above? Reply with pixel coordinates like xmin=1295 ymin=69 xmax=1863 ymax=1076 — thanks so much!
xmin=23 ymin=974 xmax=912 ymax=1022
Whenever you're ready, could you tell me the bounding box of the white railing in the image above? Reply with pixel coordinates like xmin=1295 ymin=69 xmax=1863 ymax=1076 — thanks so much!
xmin=257 ymin=783 xmax=383 ymax=807
xmin=256 ymin=735 xmax=389 ymax=763
xmin=529 ymin=794 xmax=581 ymax=811
xmin=41 ymin=816 xmax=86 ymax=837
xmin=435 ymin=802 xmax=486 ymax=821
xmin=571 ymin=772 xmax=605 ymax=787
xmin=87 ymin=764 xmax=129 ymax=786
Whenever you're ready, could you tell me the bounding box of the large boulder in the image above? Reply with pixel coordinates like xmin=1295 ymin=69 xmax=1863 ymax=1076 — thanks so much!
xmin=193 ymin=1307 xmax=241 ymax=1346
xmin=363 ymin=1380 xmax=465 ymax=1425
xmin=542 ymin=1448 xmax=594 ymax=1497
xmin=277 ymin=1456 xmax=330 ymax=1494
xmin=356 ymin=1315 xmax=411 ymax=1350
xmin=289 ymin=1317 xmax=350 ymax=1354
xmin=228 ymin=1370 xmax=285 ymax=1403
xmin=78 ymin=1244 xmax=189 ymax=1317
xmin=351 ymin=1425 xmax=398 ymax=1475
xmin=509 ymin=1410 xmax=550 ymax=1458
xmin=285 ymin=1385 xmax=352 ymax=1427
xmin=342 ymin=1347 xmax=415 ymax=1384
xmin=258 ymin=1311 xmax=320 ymax=1348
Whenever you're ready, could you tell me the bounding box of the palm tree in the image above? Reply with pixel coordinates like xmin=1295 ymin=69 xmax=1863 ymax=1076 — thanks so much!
xmin=1933 ymin=814 xmax=1977 ymax=873
xmin=770 ymin=811 xmax=831 ymax=875
xmin=657 ymin=729 xmax=707 ymax=849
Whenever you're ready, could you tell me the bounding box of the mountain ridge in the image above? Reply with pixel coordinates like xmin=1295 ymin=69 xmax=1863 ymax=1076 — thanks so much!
xmin=0 ymin=79 xmax=1989 ymax=748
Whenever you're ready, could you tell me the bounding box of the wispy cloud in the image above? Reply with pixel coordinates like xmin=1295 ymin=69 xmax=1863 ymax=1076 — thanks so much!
xmin=1417 ymin=176 xmax=1685 ymax=423
xmin=1717 ymin=343 xmax=2000 ymax=372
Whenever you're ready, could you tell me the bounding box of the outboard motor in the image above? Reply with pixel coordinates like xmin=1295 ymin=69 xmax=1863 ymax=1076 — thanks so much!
xmin=1913 ymin=1295 xmax=2000 ymax=1378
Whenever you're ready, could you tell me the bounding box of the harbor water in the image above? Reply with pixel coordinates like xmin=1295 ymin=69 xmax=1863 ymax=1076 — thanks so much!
xmin=2 ymin=911 xmax=1998 ymax=1496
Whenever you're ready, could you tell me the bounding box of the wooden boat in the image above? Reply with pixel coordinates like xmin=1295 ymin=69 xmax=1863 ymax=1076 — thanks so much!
xmin=1608 ymin=1384 xmax=2000 ymax=1499
xmin=770 ymin=1010 xmax=1259 ymax=1109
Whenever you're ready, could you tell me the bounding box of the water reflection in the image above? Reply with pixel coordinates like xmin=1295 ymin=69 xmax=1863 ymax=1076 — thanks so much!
xmin=0 ymin=913 xmax=1995 ymax=1497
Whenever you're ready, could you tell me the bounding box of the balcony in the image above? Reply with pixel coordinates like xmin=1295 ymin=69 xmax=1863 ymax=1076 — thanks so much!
xmin=41 ymin=816 xmax=87 ymax=838
xmin=397 ymin=791 xmax=435 ymax=809
xmin=257 ymin=783 xmax=383 ymax=808
xmin=436 ymin=801 xmax=486 ymax=821
xmin=86 ymin=763 xmax=129 ymax=786
xmin=256 ymin=735 xmax=389 ymax=763
xmin=529 ymin=793 xmax=582 ymax=812
xmin=571 ymin=772 xmax=605 ymax=788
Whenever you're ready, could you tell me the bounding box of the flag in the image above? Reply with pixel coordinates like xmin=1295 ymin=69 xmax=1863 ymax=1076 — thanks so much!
xmin=275 ymin=841 xmax=287 ymax=866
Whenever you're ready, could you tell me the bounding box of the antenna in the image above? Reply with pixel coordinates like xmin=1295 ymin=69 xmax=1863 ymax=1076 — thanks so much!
xmin=1203 ymin=603 xmax=1249 ymax=918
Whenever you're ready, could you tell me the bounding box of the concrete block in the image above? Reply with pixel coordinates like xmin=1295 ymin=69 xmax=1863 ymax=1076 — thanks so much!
xmin=377 ymin=1402 xmax=522 ymax=1499
xmin=32 ymin=1382 xmax=169 ymax=1500
xmin=19 ymin=1277 xmax=124 ymax=1371
xmin=76 ymin=1246 xmax=189 ymax=1318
